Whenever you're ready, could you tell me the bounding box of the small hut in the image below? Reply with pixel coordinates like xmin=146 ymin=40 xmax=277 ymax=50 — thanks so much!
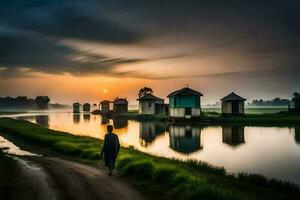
xmin=167 ymin=87 xmax=203 ymax=119
xmin=73 ymin=102 xmax=82 ymax=113
xmin=100 ymin=100 xmax=111 ymax=115
xmin=137 ymin=94 xmax=164 ymax=115
xmin=289 ymin=93 xmax=300 ymax=114
xmin=113 ymin=98 xmax=128 ymax=113
xmin=83 ymin=103 xmax=91 ymax=112
xmin=221 ymin=92 xmax=246 ymax=115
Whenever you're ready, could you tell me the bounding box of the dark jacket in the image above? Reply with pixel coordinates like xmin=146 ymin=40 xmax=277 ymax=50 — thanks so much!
xmin=101 ymin=133 xmax=120 ymax=169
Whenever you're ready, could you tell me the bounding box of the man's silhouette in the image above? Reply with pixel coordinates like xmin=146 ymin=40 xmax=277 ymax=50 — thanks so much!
xmin=100 ymin=125 xmax=120 ymax=176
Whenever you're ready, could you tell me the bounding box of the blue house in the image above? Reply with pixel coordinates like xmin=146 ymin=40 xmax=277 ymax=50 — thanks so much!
xmin=167 ymin=87 xmax=203 ymax=119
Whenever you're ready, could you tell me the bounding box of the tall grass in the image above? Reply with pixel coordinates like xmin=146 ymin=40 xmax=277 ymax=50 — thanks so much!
xmin=116 ymin=155 xmax=239 ymax=200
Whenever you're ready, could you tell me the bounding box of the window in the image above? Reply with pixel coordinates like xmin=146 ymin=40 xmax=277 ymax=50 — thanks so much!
xmin=148 ymin=102 xmax=152 ymax=107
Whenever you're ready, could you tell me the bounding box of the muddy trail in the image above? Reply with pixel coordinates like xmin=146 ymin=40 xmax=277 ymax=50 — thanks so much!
xmin=11 ymin=155 xmax=145 ymax=200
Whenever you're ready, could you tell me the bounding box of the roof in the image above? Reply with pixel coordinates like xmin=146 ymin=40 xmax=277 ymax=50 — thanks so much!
xmin=137 ymin=93 xmax=164 ymax=101
xmin=220 ymin=92 xmax=246 ymax=101
xmin=100 ymin=100 xmax=111 ymax=104
xmin=167 ymin=87 xmax=203 ymax=98
xmin=113 ymin=98 xmax=128 ymax=104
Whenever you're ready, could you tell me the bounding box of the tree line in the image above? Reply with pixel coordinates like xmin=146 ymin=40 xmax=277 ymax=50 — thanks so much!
xmin=248 ymin=97 xmax=290 ymax=106
xmin=0 ymin=96 xmax=51 ymax=109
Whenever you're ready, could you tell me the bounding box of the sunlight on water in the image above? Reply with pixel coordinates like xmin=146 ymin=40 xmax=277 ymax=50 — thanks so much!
xmin=5 ymin=112 xmax=300 ymax=185
xmin=0 ymin=136 xmax=38 ymax=156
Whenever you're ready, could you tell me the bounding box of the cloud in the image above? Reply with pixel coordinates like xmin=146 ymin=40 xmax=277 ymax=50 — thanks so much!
xmin=0 ymin=27 xmax=143 ymax=78
xmin=0 ymin=0 xmax=300 ymax=80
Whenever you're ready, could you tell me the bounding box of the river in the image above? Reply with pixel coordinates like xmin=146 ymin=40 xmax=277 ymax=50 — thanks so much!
xmin=2 ymin=111 xmax=300 ymax=185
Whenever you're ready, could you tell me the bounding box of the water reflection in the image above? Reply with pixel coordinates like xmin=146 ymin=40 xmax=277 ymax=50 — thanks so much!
xmin=113 ymin=117 xmax=128 ymax=129
xmin=169 ymin=125 xmax=203 ymax=154
xmin=139 ymin=122 xmax=166 ymax=146
xmin=35 ymin=115 xmax=49 ymax=128
xmin=83 ymin=114 xmax=91 ymax=122
xmin=295 ymin=126 xmax=300 ymax=144
xmin=101 ymin=115 xmax=109 ymax=124
xmin=73 ymin=114 xmax=80 ymax=124
xmin=222 ymin=125 xmax=245 ymax=147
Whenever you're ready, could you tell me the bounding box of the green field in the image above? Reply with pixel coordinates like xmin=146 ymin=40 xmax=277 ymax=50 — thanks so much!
xmin=0 ymin=118 xmax=299 ymax=200
xmin=202 ymin=106 xmax=288 ymax=114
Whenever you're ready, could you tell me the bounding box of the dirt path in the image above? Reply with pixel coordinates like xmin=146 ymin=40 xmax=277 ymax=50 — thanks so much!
xmin=14 ymin=156 xmax=145 ymax=200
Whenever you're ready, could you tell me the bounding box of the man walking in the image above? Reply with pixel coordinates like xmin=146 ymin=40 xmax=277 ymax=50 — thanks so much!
xmin=100 ymin=125 xmax=120 ymax=176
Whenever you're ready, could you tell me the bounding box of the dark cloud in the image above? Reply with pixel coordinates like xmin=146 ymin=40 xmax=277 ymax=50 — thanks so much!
xmin=0 ymin=27 xmax=143 ymax=78
xmin=0 ymin=0 xmax=300 ymax=79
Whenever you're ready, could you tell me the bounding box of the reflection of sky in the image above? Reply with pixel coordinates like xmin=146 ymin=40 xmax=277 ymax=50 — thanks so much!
xmin=7 ymin=113 xmax=300 ymax=185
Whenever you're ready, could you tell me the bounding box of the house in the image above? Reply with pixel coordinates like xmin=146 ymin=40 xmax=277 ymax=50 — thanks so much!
xmin=167 ymin=87 xmax=203 ymax=119
xmin=221 ymin=92 xmax=246 ymax=115
xmin=113 ymin=98 xmax=128 ymax=113
xmin=100 ymin=100 xmax=111 ymax=115
xmin=137 ymin=94 xmax=164 ymax=115
xmin=289 ymin=93 xmax=300 ymax=114
xmin=73 ymin=102 xmax=82 ymax=113
xmin=83 ymin=103 xmax=91 ymax=112
xmin=169 ymin=125 xmax=202 ymax=154
xmin=222 ymin=125 xmax=245 ymax=146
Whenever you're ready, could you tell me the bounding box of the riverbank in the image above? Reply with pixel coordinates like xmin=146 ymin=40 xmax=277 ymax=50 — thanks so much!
xmin=0 ymin=118 xmax=299 ymax=200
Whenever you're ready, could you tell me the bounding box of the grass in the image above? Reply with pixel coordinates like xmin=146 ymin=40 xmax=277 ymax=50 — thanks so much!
xmin=0 ymin=118 xmax=300 ymax=200
xmin=202 ymin=107 xmax=288 ymax=114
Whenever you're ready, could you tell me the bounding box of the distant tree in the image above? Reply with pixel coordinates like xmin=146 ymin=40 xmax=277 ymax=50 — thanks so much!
xmin=35 ymin=96 xmax=51 ymax=109
xmin=138 ymin=87 xmax=153 ymax=98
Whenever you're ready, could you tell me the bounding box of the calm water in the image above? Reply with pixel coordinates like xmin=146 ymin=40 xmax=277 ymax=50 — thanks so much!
xmin=2 ymin=112 xmax=300 ymax=185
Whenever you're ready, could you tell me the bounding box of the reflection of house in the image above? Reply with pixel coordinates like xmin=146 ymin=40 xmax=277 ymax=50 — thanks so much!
xmin=167 ymin=87 xmax=203 ymax=120
xmin=289 ymin=94 xmax=300 ymax=114
xmin=113 ymin=117 xmax=128 ymax=129
xmin=137 ymin=94 xmax=164 ymax=114
xmin=83 ymin=103 xmax=91 ymax=112
xmin=100 ymin=100 xmax=112 ymax=115
xmin=35 ymin=115 xmax=49 ymax=128
xmin=222 ymin=125 xmax=245 ymax=146
xmin=295 ymin=126 xmax=300 ymax=144
xmin=139 ymin=122 xmax=165 ymax=146
xmin=73 ymin=102 xmax=82 ymax=113
xmin=101 ymin=115 xmax=109 ymax=124
xmin=73 ymin=114 xmax=80 ymax=124
xmin=83 ymin=113 xmax=91 ymax=121
xmin=113 ymin=98 xmax=128 ymax=113
xmin=221 ymin=92 xmax=246 ymax=115
xmin=169 ymin=125 xmax=202 ymax=154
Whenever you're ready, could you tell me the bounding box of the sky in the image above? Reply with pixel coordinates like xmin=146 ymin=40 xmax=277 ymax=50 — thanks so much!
xmin=0 ymin=0 xmax=300 ymax=105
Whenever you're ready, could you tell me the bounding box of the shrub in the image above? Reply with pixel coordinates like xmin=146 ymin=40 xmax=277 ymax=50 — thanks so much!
xmin=116 ymin=155 xmax=136 ymax=170
xmin=152 ymin=165 xmax=180 ymax=183
xmin=122 ymin=159 xmax=154 ymax=178
xmin=52 ymin=142 xmax=81 ymax=155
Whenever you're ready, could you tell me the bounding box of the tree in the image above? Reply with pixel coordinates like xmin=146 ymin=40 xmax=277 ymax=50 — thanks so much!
xmin=138 ymin=87 xmax=153 ymax=98
xmin=35 ymin=96 xmax=51 ymax=109
xmin=294 ymin=92 xmax=300 ymax=98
